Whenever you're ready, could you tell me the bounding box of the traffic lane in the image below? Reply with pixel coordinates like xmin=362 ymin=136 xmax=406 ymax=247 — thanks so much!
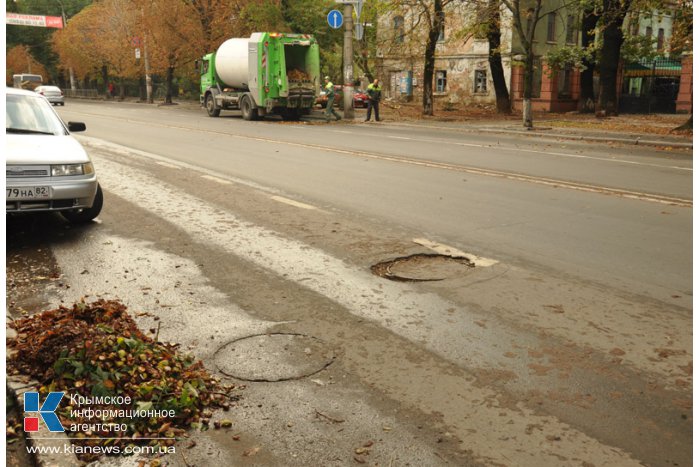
xmin=85 ymin=148 xmax=689 ymax=466
xmin=276 ymin=124 xmax=693 ymax=201
xmin=77 ymin=128 xmax=692 ymax=309
xmin=58 ymin=102 xmax=693 ymax=201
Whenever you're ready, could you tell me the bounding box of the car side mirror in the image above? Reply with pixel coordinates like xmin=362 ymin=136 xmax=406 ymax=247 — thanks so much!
xmin=68 ymin=122 xmax=86 ymax=132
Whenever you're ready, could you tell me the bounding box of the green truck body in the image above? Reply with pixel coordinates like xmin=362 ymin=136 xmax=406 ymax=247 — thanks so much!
xmin=199 ymin=32 xmax=320 ymax=120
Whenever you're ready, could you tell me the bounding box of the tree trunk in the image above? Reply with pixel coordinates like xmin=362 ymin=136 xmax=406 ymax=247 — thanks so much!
xmin=674 ymin=115 xmax=692 ymax=131
xmin=422 ymin=0 xmax=444 ymax=116
xmin=165 ymin=65 xmax=175 ymax=104
xmin=487 ymin=0 xmax=510 ymax=113
xmin=597 ymin=0 xmax=630 ymax=116
xmin=522 ymin=48 xmax=534 ymax=128
xmin=101 ymin=65 xmax=109 ymax=96
xmin=578 ymin=9 xmax=599 ymax=112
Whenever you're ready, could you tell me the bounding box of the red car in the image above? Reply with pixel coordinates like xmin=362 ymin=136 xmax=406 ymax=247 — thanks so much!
xmin=316 ymin=86 xmax=370 ymax=108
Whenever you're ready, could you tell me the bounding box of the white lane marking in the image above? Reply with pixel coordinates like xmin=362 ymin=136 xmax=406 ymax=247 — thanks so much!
xmin=270 ymin=195 xmax=318 ymax=210
xmin=87 ymin=146 xmax=644 ymax=466
xmin=413 ymin=238 xmax=499 ymax=267
xmin=156 ymin=161 xmax=181 ymax=169
xmin=201 ymin=175 xmax=232 ymax=185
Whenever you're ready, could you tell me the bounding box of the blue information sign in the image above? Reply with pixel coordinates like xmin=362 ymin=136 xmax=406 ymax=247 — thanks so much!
xmin=327 ymin=10 xmax=343 ymax=29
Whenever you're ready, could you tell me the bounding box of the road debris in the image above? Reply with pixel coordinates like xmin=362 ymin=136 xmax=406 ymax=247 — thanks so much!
xmin=7 ymin=299 xmax=237 ymax=461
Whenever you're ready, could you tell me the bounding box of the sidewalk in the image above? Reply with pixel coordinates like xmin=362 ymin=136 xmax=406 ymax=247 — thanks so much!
xmin=347 ymin=106 xmax=693 ymax=149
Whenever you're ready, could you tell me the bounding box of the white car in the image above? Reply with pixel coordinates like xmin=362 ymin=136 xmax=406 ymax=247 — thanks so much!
xmin=6 ymin=87 xmax=102 ymax=223
xmin=35 ymin=85 xmax=65 ymax=106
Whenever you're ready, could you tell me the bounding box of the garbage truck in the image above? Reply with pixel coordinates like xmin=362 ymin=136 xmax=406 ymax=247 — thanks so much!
xmin=198 ymin=32 xmax=320 ymax=120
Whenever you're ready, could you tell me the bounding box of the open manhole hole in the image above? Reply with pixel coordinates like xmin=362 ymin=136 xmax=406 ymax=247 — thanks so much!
xmin=371 ymin=253 xmax=474 ymax=282
xmin=214 ymin=333 xmax=335 ymax=382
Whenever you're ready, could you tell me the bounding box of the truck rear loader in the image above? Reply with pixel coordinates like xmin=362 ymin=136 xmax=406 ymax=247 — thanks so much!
xmin=198 ymin=32 xmax=320 ymax=120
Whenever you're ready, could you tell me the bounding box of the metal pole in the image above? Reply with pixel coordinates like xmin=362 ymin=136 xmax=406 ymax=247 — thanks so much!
xmin=343 ymin=3 xmax=354 ymax=119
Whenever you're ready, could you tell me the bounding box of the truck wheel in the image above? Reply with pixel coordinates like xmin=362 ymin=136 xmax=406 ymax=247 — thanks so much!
xmin=206 ymin=94 xmax=220 ymax=117
xmin=240 ymin=95 xmax=258 ymax=121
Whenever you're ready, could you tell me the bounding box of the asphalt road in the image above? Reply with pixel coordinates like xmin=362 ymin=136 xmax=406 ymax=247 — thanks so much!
xmin=57 ymin=100 xmax=692 ymax=308
xmin=6 ymin=99 xmax=692 ymax=466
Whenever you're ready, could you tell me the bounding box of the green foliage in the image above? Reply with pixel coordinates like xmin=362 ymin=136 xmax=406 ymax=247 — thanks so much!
xmin=544 ymin=44 xmax=598 ymax=71
xmin=621 ymin=34 xmax=663 ymax=61
xmin=239 ymin=0 xmax=288 ymax=33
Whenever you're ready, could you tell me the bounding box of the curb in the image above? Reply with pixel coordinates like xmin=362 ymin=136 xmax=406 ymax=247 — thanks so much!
xmin=7 ymin=328 xmax=81 ymax=467
xmin=477 ymin=127 xmax=694 ymax=149
xmin=6 ymin=378 xmax=80 ymax=467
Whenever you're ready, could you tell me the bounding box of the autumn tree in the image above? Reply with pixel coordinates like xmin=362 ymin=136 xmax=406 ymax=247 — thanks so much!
xmin=186 ymin=0 xmax=254 ymax=53
xmin=503 ymin=0 xmax=577 ymax=127
xmin=380 ymin=0 xmax=455 ymax=115
xmin=6 ymin=45 xmax=49 ymax=85
xmin=501 ymin=0 xmax=544 ymax=127
xmin=141 ymin=0 xmax=209 ymax=104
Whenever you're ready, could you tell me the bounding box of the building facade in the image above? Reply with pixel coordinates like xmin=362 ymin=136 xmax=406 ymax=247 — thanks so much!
xmin=375 ymin=1 xmax=687 ymax=113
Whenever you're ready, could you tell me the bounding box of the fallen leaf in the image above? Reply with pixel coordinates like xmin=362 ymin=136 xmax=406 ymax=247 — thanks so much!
xmin=243 ymin=446 xmax=260 ymax=457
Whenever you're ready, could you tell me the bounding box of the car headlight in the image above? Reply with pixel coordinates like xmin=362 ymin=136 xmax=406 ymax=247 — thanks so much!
xmin=51 ymin=163 xmax=94 ymax=176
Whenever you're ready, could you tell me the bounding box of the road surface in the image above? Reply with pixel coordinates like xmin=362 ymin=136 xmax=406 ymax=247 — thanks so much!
xmin=6 ymin=100 xmax=692 ymax=466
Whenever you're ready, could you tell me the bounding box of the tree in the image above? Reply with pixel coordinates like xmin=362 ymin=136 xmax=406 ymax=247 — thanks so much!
xmin=501 ymin=0 xmax=544 ymax=127
xmin=596 ymin=0 xmax=632 ymax=115
xmin=382 ymin=0 xmax=454 ymax=116
xmin=142 ymin=0 xmax=209 ymax=104
xmin=6 ymin=45 xmax=48 ymax=85
xmin=485 ymin=0 xmax=511 ymax=113
xmin=578 ymin=8 xmax=599 ymax=112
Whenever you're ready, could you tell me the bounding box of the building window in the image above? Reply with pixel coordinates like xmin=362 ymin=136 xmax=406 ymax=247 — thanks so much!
xmin=531 ymin=57 xmax=542 ymax=98
xmin=657 ymin=28 xmax=665 ymax=51
xmin=565 ymin=15 xmax=576 ymax=44
xmin=393 ymin=16 xmax=405 ymax=44
xmin=437 ymin=11 xmax=445 ymax=42
xmin=547 ymin=13 xmax=556 ymax=42
xmin=645 ymin=26 xmax=653 ymax=38
xmin=436 ymin=70 xmax=447 ymax=93
xmin=557 ymin=67 xmax=572 ymax=98
xmin=474 ymin=70 xmax=488 ymax=93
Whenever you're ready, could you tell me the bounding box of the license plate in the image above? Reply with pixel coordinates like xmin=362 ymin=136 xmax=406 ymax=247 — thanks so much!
xmin=6 ymin=186 xmax=51 ymax=200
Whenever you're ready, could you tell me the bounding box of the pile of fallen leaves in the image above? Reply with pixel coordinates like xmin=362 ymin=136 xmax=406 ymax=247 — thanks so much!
xmin=8 ymin=299 xmax=234 ymax=461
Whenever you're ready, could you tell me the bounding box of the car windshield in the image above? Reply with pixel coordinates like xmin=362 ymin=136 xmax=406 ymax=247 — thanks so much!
xmin=6 ymin=93 xmax=67 ymax=135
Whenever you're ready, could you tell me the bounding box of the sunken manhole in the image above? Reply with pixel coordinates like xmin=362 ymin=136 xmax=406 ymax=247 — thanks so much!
xmin=371 ymin=253 xmax=474 ymax=282
xmin=214 ymin=333 xmax=334 ymax=382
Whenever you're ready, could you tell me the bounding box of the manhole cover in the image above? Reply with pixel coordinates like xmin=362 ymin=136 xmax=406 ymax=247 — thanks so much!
xmin=214 ymin=333 xmax=334 ymax=382
xmin=371 ymin=253 xmax=474 ymax=282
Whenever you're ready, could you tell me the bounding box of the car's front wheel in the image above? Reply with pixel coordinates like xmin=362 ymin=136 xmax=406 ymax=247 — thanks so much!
xmin=62 ymin=184 xmax=103 ymax=224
